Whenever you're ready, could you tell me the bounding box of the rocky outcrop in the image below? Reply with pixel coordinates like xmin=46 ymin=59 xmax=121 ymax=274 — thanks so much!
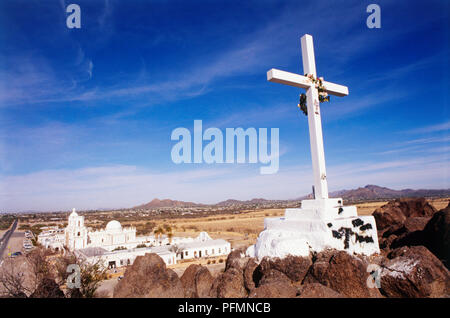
xmin=209 ymin=251 xmax=248 ymax=298
xmin=374 ymin=198 xmax=438 ymax=254
xmin=303 ymin=249 xmax=382 ymax=298
xmin=180 ymin=264 xmax=214 ymax=298
xmin=243 ymin=259 xmax=259 ymax=292
xmin=381 ymin=246 xmax=450 ymax=298
xmin=30 ymin=278 xmax=65 ymax=298
xmin=297 ymin=283 xmax=345 ymax=298
xmin=378 ymin=200 xmax=450 ymax=269
xmin=113 ymin=253 xmax=184 ymax=298
xmin=209 ymin=266 xmax=248 ymax=298
xmin=248 ymin=281 xmax=297 ymax=298
xmin=225 ymin=248 xmax=247 ymax=271
xmin=421 ymin=203 xmax=450 ymax=269
xmin=254 ymin=255 xmax=312 ymax=284
xmin=373 ymin=198 xmax=436 ymax=231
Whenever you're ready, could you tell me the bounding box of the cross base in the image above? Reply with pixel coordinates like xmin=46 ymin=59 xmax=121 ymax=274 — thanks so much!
xmin=246 ymin=198 xmax=380 ymax=259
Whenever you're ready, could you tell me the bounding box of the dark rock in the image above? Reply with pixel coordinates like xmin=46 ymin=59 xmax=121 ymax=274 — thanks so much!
xmin=259 ymin=269 xmax=291 ymax=286
xmin=243 ymin=259 xmax=259 ymax=292
xmin=209 ymin=267 xmax=247 ymax=298
xmin=373 ymin=198 xmax=436 ymax=231
xmin=180 ymin=264 xmax=214 ymax=298
xmin=379 ymin=234 xmax=398 ymax=254
xmin=253 ymin=255 xmax=312 ymax=286
xmin=380 ymin=217 xmax=430 ymax=253
xmin=268 ymin=255 xmax=312 ymax=283
xmin=67 ymin=288 xmax=83 ymax=298
xmin=113 ymin=253 xmax=184 ymax=298
xmin=297 ymin=283 xmax=346 ymax=298
xmin=30 ymin=278 xmax=65 ymax=298
xmin=383 ymin=217 xmax=431 ymax=238
xmin=381 ymin=246 xmax=450 ymax=298
xmin=421 ymin=204 xmax=450 ymax=269
xmin=248 ymin=281 xmax=297 ymax=298
xmin=303 ymin=249 xmax=382 ymax=298
xmin=225 ymin=248 xmax=246 ymax=271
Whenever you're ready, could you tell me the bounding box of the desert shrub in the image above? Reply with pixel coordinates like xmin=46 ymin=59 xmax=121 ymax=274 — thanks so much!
xmin=0 ymin=215 xmax=15 ymax=230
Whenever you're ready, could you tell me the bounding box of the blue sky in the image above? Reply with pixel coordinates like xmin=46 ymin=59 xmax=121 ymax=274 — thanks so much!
xmin=0 ymin=0 xmax=448 ymax=212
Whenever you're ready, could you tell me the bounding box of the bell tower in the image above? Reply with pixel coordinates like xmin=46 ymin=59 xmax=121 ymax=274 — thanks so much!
xmin=65 ymin=208 xmax=88 ymax=250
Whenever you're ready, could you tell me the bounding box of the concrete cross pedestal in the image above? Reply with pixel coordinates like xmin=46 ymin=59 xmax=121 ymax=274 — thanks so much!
xmin=247 ymin=34 xmax=380 ymax=259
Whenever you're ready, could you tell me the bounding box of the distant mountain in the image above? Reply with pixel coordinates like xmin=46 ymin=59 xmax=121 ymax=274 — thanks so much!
xmin=134 ymin=185 xmax=450 ymax=210
xmin=327 ymin=185 xmax=450 ymax=201
xmin=133 ymin=198 xmax=203 ymax=209
xmin=215 ymin=198 xmax=273 ymax=206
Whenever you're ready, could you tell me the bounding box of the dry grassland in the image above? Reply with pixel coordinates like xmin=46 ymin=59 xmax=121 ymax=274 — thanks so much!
xmin=122 ymin=198 xmax=449 ymax=250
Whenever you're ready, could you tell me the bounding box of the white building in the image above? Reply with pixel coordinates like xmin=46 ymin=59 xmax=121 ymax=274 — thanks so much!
xmin=75 ymin=246 xmax=177 ymax=269
xmin=176 ymin=232 xmax=231 ymax=260
xmin=38 ymin=209 xmax=231 ymax=267
xmin=65 ymin=209 xmax=88 ymax=250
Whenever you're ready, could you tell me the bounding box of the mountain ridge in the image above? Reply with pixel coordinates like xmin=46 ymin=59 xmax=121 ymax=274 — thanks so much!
xmin=133 ymin=185 xmax=450 ymax=209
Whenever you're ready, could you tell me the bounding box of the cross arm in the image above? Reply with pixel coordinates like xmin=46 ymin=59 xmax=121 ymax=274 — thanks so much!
xmin=267 ymin=68 xmax=349 ymax=97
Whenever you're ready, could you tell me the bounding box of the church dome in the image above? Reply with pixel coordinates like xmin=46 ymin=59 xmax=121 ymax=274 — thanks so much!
xmin=106 ymin=220 xmax=122 ymax=231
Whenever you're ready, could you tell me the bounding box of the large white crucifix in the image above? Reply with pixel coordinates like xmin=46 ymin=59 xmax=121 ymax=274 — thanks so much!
xmin=267 ymin=34 xmax=349 ymax=200
xmin=247 ymin=40 xmax=380 ymax=259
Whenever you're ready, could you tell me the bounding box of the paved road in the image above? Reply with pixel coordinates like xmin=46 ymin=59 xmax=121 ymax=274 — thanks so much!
xmin=0 ymin=219 xmax=18 ymax=261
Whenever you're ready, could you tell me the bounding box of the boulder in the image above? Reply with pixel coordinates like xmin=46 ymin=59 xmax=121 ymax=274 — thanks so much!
xmin=180 ymin=264 xmax=214 ymax=298
xmin=297 ymin=283 xmax=346 ymax=298
xmin=225 ymin=248 xmax=247 ymax=271
xmin=258 ymin=269 xmax=291 ymax=286
xmin=253 ymin=255 xmax=312 ymax=286
xmin=113 ymin=253 xmax=184 ymax=298
xmin=303 ymin=249 xmax=382 ymax=298
xmin=381 ymin=246 xmax=450 ymax=298
xmin=243 ymin=259 xmax=259 ymax=292
xmin=383 ymin=217 xmax=430 ymax=238
xmin=373 ymin=198 xmax=436 ymax=231
xmin=209 ymin=267 xmax=247 ymax=298
xmin=30 ymin=278 xmax=65 ymax=298
xmin=267 ymin=255 xmax=312 ymax=283
xmin=421 ymin=203 xmax=450 ymax=269
xmin=248 ymin=281 xmax=297 ymax=298
xmin=384 ymin=203 xmax=450 ymax=268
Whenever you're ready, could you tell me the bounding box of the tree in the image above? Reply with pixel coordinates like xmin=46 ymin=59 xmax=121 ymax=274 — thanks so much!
xmin=0 ymin=258 xmax=30 ymax=297
xmin=153 ymin=226 xmax=165 ymax=240
xmin=167 ymin=232 xmax=174 ymax=244
xmin=54 ymin=250 xmax=108 ymax=298
xmin=1 ymin=246 xmax=108 ymax=298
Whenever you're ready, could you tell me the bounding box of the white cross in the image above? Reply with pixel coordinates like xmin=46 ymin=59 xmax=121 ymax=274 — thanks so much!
xmin=267 ymin=34 xmax=349 ymax=200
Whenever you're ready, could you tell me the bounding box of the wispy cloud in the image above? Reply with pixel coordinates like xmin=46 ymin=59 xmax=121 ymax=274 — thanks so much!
xmin=406 ymin=121 xmax=450 ymax=134
xmin=1 ymin=153 xmax=448 ymax=212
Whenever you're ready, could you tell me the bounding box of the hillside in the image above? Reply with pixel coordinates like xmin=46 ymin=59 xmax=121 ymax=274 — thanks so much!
xmin=133 ymin=185 xmax=450 ymax=209
xmin=133 ymin=198 xmax=203 ymax=209
xmin=328 ymin=185 xmax=450 ymax=201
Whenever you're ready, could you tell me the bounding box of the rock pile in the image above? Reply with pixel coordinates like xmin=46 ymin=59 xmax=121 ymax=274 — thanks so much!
xmin=113 ymin=198 xmax=449 ymax=298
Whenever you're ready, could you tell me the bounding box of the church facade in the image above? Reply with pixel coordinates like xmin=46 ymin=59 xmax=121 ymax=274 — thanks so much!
xmin=62 ymin=209 xmax=144 ymax=251
xmin=38 ymin=208 xmax=232 ymax=267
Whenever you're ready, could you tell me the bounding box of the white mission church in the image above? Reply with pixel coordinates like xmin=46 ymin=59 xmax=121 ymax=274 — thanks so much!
xmin=38 ymin=209 xmax=231 ymax=268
